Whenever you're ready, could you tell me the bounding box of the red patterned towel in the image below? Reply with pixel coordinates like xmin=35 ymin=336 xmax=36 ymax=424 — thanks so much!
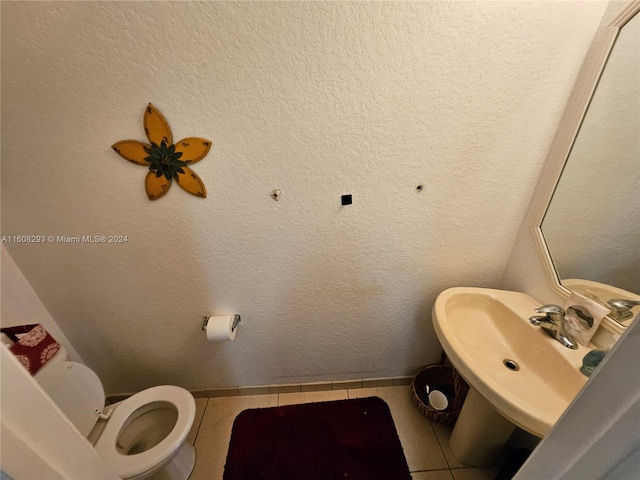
xmin=1 ymin=324 xmax=61 ymax=375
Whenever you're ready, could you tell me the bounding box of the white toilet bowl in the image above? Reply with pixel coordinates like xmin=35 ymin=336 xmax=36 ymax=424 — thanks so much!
xmin=35 ymin=361 xmax=196 ymax=480
xmin=95 ymin=385 xmax=196 ymax=479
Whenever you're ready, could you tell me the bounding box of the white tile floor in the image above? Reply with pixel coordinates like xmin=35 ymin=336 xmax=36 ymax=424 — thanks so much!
xmin=186 ymin=385 xmax=501 ymax=480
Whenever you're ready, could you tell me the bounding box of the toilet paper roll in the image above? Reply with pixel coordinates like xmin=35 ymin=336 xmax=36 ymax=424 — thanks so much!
xmin=205 ymin=315 xmax=238 ymax=342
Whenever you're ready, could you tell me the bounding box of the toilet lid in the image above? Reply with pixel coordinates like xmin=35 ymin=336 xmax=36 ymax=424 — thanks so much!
xmin=35 ymin=361 xmax=105 ymax=437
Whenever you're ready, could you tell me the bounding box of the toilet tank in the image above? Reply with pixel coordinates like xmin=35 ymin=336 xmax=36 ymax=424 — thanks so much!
xmin=35 ymin=361 xmax=106 ymax=437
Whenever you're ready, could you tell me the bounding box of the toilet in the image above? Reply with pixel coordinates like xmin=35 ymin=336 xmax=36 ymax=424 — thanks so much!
xmin=34 ymin=354 xmax=196 ymax=480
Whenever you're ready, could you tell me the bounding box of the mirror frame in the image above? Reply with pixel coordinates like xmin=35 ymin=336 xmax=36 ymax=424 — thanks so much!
xmin=530 ymin=0 xmax=640 ymax=336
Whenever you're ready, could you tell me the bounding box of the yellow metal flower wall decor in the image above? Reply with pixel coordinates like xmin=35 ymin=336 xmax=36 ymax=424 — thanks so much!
xmin=112 ymin=104 xmax=211 ymax=200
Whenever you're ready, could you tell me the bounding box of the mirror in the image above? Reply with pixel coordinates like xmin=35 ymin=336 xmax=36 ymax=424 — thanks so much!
xmin=541 ymin=11 xmax=639 ymax=327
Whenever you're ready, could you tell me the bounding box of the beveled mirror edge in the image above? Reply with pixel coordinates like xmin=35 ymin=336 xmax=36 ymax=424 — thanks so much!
xmin=530 ymin=0 xmax=640 ymax=336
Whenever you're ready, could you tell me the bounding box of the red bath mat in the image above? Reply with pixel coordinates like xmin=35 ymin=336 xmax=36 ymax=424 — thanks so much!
xmin=223 ymin=396 xmax=412 ymax=480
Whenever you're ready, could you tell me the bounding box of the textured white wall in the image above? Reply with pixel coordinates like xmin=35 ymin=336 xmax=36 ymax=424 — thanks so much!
xmin=1 ymin=1 xmax=606 ymax=394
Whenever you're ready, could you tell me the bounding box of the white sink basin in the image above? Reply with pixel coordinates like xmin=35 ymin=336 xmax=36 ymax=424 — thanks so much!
xmin=433 ymin=287 xmax=587 ymax=437
xmin=432 ymin=287 xmax=590 ymax=464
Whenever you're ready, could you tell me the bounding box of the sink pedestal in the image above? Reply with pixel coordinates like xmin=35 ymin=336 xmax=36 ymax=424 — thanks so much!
xmin=450 ymin=386 xmax=515 ymax=467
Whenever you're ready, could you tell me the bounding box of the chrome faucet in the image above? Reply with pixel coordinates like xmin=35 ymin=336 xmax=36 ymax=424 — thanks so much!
xmin=607 ymin=299 xmax=640 ymax=322
xmin=529 ymin=304 xmax=578 ymax=349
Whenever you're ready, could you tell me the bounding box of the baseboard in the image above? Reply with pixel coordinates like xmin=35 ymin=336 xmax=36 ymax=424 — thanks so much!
xmin=196 ymin=376 xmax=413 ymax=398
xmin=105 ymin=375 xmax=414 ymax=403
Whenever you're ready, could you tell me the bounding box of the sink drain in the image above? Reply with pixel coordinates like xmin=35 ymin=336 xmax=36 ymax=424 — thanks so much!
xmin=503 ymin=359 xmax=519 ymax=371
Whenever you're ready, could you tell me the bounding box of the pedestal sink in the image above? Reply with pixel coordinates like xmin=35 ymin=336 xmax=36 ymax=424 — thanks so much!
xmin=432 ymin=287 xmax=588 ymax=467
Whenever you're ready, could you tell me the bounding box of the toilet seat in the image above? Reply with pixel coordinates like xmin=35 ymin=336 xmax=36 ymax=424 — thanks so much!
xmin=94 ymin=385 xmax=196 ymax=479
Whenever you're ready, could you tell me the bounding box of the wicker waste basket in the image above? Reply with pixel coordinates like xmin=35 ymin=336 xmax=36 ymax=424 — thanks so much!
xmin=411 ymin=358 xmax=469 ymax=425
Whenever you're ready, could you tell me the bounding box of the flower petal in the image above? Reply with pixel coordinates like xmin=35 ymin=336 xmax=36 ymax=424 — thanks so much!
xmin=174 ymin=138 xmax=212 ymax=164
xmin=144 ymin=103 xmax=172 ymax=146
xmin=111 ymin=141 xmax=151 ymax=166
xmin=175 ymin=166 xmax=206 ymax=198
xmin=145 ymin=170 xmax=171 ymax=201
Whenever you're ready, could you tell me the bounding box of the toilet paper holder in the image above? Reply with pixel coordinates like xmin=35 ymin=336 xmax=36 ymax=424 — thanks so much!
xmin=202 ymin=315 xmax=241 ymax=332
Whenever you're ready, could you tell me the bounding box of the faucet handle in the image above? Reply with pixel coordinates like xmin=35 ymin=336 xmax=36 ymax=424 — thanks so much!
xmin=535 ymin=304 xmax=565 ymax=323
xmin=607 ymin=299 xmax=640 ymax=321
xmin=607 ymin=299 xmax=640 ymax=313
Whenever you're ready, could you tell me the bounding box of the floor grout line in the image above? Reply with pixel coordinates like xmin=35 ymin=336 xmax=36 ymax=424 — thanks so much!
xmin=430 ymin=420 xmax=455 ymax=470
xmin=191 ymin=398 xmax=209 ymax=446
